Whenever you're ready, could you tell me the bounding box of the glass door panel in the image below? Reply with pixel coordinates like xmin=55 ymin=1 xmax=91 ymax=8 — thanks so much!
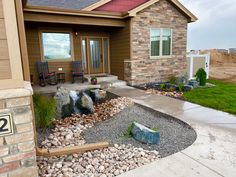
xmin=81 ymin=38 xmax=87 ymax=73
xmin=89 ymin=38 xmax=103 ymax=74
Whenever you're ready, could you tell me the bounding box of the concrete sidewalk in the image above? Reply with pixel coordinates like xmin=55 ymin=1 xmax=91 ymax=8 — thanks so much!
xmin=107 ymin=86 xmax=236 ymax=177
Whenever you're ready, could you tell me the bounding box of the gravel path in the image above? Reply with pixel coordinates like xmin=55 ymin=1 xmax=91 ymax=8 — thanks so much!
xmin=83 ymin=104 xmax=197 ymax=158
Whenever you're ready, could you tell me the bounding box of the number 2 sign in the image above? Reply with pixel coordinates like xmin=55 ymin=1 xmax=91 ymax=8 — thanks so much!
xmin=0 ymin=114 xmax=14 ymax=137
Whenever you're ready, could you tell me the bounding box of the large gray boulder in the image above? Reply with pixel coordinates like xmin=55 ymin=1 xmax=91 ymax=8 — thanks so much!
xmin=76 ymin=92 xmax=94 ymax=115
xmin=69 ymin=91 xmax=81 ymax=115
xmin=90 ymin=89 xmax=107 ymax=102
xmin=54 ymin=87 xmax=72 ymax=119
xmin=131 ymin=122 xmax=160 ymax=144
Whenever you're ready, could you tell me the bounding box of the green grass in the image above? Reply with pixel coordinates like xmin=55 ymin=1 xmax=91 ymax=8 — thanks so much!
xmin=183 ymin=79 xmax=236 ymax=115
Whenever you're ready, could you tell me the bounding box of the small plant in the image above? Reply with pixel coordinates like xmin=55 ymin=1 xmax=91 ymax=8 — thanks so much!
xmin=169 ymin=76 xmax=178 ymax=85
xmin=33 ymin=93 xmax=56 ymax=131
xmin=195 ymin=68 xmax=207 ymax=86
xmin=91 ymin=76 xmax=97 ymax=85
xmin=151 ymin=127 xmax=159 ymax=131
xmin=122 ymin=122 xmax=135 ymax=138
xmin=160 ymin=83 xmax=166 ymax=90
xmin=178 ymin=83 xmax=185 ymax=92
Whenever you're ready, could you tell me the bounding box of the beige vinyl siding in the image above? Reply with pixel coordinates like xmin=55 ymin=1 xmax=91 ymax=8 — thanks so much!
xmin=110 ymin=19 xmax=131 ymax=80
xmin=25 ymin=24 xmax=73 ymax=84
xmin=25 ymin=23 xmax=110 ymax=84
xmin=0 ymin=0 xmax=11 ymax=79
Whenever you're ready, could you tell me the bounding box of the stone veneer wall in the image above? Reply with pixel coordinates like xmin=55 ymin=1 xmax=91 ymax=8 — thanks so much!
xmin=0 ymin=83 xmax=38 ymax=177
xmin=125 ymin=0 xmax=188 ymax=85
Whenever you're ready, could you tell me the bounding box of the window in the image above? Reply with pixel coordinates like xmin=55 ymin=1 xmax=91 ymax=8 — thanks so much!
xmin=41 ymin=32 xmax=73 ymax=61
xmin=150 ymin=28 xmax=172 ymax=57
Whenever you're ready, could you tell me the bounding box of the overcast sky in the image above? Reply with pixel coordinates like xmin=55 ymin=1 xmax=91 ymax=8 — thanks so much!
xmin=179 ymin=0 xmax=236 ymax=51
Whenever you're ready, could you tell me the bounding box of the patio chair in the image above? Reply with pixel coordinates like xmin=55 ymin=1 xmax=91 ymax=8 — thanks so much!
xmin=71 ymin=61 xmax=84 ymax=83
xmin=36 ymin=61 xmax=57 ymax=87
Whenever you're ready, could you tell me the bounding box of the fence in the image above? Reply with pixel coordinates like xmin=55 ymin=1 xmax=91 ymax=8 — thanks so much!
xmin=187 ymin=54 xmax=210 ymax=80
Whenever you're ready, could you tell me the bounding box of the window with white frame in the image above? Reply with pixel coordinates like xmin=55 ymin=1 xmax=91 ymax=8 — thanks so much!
xmin=150 ymin=28 xmax=172 ymax=57
xmin=41 ymin=32 xmax=73 ymax=61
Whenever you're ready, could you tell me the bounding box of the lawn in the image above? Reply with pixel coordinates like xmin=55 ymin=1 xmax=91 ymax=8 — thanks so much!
xmin=183 ymin=79 xmax=236 ymax=115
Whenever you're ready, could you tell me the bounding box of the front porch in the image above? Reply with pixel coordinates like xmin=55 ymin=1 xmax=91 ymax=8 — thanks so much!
xmin=33 ymin=74 xmax=126 ymax=94
xmin=24 ymin=13 xmax=130 ymax=86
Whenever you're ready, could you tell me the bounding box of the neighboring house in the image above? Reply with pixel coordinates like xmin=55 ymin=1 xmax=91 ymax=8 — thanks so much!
xmin=23 ymin=0 xmax=197 ymax=85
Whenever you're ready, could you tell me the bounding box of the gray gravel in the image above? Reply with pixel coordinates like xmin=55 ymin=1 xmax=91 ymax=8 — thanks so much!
xmin=83 ymin=104 xmax=197 ymax=158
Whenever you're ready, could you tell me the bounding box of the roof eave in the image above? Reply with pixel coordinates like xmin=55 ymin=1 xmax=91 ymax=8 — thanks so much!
xmin=82 ymin=0 xmax=112 ymax=11
xmin=23 ymin=5 xmax=125 ymax=19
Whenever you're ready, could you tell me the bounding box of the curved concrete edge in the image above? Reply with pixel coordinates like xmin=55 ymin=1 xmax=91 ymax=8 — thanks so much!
xmin=108 ymin=86 xmax=236 ymax=177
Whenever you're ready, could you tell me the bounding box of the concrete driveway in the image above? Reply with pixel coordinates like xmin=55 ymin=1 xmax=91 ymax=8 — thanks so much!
xmin=108 ymin=86 xmax=236 ymax=177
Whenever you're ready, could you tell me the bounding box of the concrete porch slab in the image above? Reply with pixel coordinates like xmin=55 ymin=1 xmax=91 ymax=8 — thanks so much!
xmin=33 ymin=82 xmax=100 ymax=94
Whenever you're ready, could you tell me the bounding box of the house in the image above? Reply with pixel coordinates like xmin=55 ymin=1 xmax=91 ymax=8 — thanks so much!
xmin=0 ymin=0 xmax=196 ymax=176
xmin=23 ymin=0 xmax=197 ymax=85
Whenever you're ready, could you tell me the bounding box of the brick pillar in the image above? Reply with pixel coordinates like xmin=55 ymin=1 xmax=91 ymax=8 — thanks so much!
xmin=0 ymin=82 xmax=38 ymax=177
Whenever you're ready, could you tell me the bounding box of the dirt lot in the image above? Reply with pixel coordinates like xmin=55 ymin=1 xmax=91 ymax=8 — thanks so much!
xmin=210 ymin=65 xmax=236 ymax=83
xmin=202 ymin=49 xmax=236 ymax=83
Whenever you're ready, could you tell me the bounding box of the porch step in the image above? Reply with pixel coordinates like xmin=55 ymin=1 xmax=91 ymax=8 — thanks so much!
xmin=100 ymin=80 xmax=127 ymax=89
xmin=111 ymin=80 xmax=127 ymax=87
xmin=84 ymin=75 xmax=118 ymax=83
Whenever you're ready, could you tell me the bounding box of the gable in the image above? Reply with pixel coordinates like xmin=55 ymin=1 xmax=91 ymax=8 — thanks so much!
xmin=94 ymin=0 xmax=197 ymax=23
xmin=95 ymin=0 xmax=149 ymax=13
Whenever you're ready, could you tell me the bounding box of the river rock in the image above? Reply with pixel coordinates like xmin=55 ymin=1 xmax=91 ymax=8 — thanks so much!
xmin=131 ymin=122 xmax=160 ymax=144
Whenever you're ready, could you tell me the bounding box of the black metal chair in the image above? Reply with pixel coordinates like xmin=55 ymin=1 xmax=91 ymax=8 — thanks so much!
xmin=36 ymin=61 xmax=57 ymax=87
xmin=71 ymin=61 xmax=84 ymax=83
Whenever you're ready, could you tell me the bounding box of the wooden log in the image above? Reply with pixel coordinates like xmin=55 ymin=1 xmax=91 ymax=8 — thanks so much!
xmin=36 ymin=142 xmax=109 ymax=157
xmin=36 ymin=147 xmax=49 ymax=156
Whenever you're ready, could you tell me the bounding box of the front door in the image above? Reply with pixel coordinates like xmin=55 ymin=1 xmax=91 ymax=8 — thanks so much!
xmin=88 ymin=38 xmax=103 ymax=74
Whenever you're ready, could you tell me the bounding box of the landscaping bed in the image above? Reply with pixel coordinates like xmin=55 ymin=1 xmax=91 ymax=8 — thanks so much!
xmin=83 ymin=104 xmax=197 ymax=158
xmin=35 ymin=88 xmax=197 ymax=177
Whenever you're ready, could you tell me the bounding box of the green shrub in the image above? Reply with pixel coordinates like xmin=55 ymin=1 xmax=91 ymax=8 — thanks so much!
xmin=195 ymin=68 xmax=207 ymax=86
xmin=33 ymin=93 xmax=56 ymax=131
xmin=169 ymin=76 xmax=178 ymax=85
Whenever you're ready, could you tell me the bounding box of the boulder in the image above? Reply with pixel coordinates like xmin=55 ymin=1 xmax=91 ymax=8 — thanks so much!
xmin=54 ymin=87 xmax=72 ymax=119
xmin=69 ymin=91 xmax=81 ymax=115
xmin=177 ymin=76 xmax=188 ymax=85
xmin=184 ymin=85 xmax=193 ymax=92
xmin=188 ymin=80 xmax=199 ymax=88
xmin=90 ymin=89 xmax=107 ymax=102
xmin=76 ymin=92 xmax=94 ymax=115
xmin=165 ymin=83 xmax=177 ymax=90
xmin=131 ymin=122 xmax=160 ymax=144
